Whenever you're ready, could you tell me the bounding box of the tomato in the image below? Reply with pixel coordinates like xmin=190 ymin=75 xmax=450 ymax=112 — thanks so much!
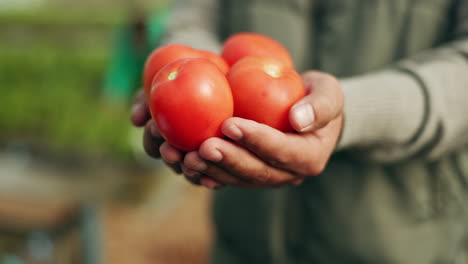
xmin=143 ymin=44 xmax=229 ymax=98
xmin=149 ymin=58 xmax=233 ymax=152
xmin=227 ymin=56 xmax=304 ymax=132
xmin=198 ymin=50 xmax=229 ymax=74
xmin=221 ymin=32 xmax=294 ymax=67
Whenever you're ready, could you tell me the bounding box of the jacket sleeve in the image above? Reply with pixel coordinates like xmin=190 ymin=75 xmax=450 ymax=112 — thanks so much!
xmin=160 ymin=0 xmax=221 ymax=53
xmin=337 ymin=3 xmax=468 ymax=162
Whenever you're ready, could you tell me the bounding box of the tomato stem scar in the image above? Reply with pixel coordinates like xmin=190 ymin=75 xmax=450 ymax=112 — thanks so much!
xmin=168 ymin=71 xmax=178 ymax=80
xmin=264 ymin=64 xmax=281 ymax=78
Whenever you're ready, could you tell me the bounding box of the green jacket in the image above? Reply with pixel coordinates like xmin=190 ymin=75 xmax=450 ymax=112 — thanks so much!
xmin=163 ymin=0 xmax=468 ymax=263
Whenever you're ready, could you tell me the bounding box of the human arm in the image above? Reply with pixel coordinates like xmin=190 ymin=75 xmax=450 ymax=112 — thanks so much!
xmin=338 ymin=38 xmax=468 ymax=161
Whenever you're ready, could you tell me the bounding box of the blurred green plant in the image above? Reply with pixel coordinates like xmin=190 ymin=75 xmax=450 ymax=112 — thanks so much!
xmin=0 ymin=4 xmax=146 ymax=160
xmin=0 ymin=44 xmax=134 ymax=158
xmin=0 ymin=4 xmax=125 ymax=27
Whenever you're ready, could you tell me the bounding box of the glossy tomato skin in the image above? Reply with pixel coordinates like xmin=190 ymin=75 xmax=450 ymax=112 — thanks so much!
xmin=143 ymin=44 xmax=229 ymax=98
xmin=198 ymin=50 xmax=229 ymax=75
xmin=227 ymin=56 xmax=304 ymax=132
xmin=143 ymin=44 xmax=196 ymax=98
xmin=221 ymin=32 xmax=294 ymax=67
xmin=150 ymin=58 xmax=233 ymax=152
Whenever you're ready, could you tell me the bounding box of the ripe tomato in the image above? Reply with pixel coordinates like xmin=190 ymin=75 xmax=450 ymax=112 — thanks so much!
xmin=198 ymin=50 xmax=229 ymax=74
xmin=221 ymin=32 xmax=294 ymax=67
xmin=227 ymin=56 xmax=304 ymax=132
xmin=149 ymin=58 xmax=233 ymax=152
xmin=143 ymin=44 xmax=229 ymax=98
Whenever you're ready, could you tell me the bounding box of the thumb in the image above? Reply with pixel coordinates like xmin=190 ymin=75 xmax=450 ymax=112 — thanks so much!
xmin=289 ymin=71 xmax=344 ymax=133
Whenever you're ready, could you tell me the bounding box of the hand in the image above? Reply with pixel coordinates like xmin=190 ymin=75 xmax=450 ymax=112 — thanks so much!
xmin=160 ymin=71 xmax=344 ymax=189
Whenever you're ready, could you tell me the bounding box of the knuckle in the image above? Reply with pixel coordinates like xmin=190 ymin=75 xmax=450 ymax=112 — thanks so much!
xmin=315 ymin=96 xmax=338 ymax=126
xmin=323 ymin=76 xmax=344 ymax=110
xmin=318 ymin=72 xmax=339 ymax=87
xmin=315 ymin=98 xmax=332 ymax=127
xmin=256 ymin=165 xmax=273 ymax=183
xmin=321 ymin=72 xmax=336 ymax=83
xmin=326 ymin=74 xmax=340 ymax=85
xmin=321 ymin=93 xmax=336 ymax=113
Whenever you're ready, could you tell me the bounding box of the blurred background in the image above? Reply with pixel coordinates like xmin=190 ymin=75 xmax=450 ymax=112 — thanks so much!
xmin=0 ymin=0 xmax=213 ymax=263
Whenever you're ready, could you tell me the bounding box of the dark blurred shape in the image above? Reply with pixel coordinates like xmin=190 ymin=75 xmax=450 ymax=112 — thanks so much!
xmin=103 ymin=6 xmax=169 ymax=104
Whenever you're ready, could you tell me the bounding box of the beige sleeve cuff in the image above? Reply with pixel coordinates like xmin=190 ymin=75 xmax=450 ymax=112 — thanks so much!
xmin=336 ymin=70 xmax=426 ymax=151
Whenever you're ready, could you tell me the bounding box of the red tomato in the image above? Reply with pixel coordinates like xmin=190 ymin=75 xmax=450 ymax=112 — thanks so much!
xmin=149 ymin=58 xmax=233 ymax=152
xmin=143 ymin=44 xmax=229 ymax=98
xmin=227 ymin=56 xmax=304 ymax=132
xmin=198 ymin=50 xmax=229 ymax=75
xmin=221 ymin=32 xmax=294 ymax=67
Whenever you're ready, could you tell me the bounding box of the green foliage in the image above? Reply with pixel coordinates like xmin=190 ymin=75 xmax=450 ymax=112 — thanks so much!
xmin=0 ymin=3 xmax=126 ymax=27
xmin=0 ymin=8 xmax=137 ymax=159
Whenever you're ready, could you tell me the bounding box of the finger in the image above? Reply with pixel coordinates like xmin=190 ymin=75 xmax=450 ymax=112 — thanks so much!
xmin=181 ymin=165 xmax=202 ymax=185
xmin=131 ymin=101 xmax=151 ymax=127
xmin=164 ymin=160 xmax=182 ymax=174
xmin=143 ymin=121 xmax=165 ymax=158
xmin=289 ymin=71 xmax=344 ymax=132
xmin=221 ymin=118 xmax=323 ymax=176
xmin=180 ymin=165 xmax=225 ymax=190
xmin=184 ymin=151 xmax=299 ymax=188
xmin=148 ymin=120 xmax=160 ymax=137
xmin=183 ymin=151 xmax=250 ymax=186
xmin=200 ymin=177 xmax=224 ymax=189
xmin=181 ymin=153 xmax=225 ymax=188
xmin=290 ymin=178 xmax=304 ymax=186
xmin=198 ymin=137 xmax=298 ymax=184
xmin=159 ymin=141 xmax=183 ymax=164
xmin=201 ymin=162 xmax=299 ymax=188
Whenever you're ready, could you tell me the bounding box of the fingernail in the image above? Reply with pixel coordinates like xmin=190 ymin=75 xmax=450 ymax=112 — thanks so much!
xmin=205 ymin=149 xmax=223 ymax=162
xmin=292 ymin=103 xmax=315 ymax=131
xmin=201 ymin=177 xmax=222 ymax=189
xmin=222 ymin=124 xmax=243 ymax=140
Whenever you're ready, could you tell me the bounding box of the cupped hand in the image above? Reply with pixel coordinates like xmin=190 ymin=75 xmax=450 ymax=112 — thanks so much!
xmin=159 ymin=71 xmax=344 ymax=189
